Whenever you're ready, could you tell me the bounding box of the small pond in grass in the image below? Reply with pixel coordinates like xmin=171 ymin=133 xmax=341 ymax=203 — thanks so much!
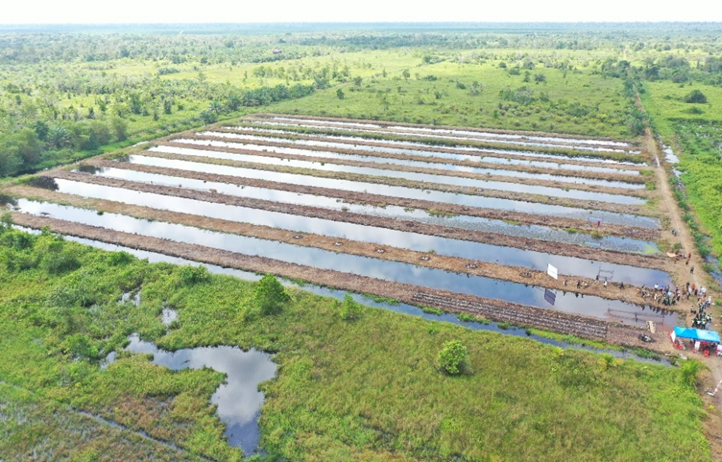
xmin=105 ymin=332 xmax=276 ymax=456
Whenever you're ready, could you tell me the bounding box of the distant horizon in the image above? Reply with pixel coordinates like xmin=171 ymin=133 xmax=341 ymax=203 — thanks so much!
xmin=2 ymin=0 xmax=722 ymax=25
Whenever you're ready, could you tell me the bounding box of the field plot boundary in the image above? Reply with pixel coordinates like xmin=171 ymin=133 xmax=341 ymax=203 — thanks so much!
xmin=32 ymin=172 xmax=667 ymax=271
xmin=185 ymin=132 xmax=647 ymax=184
xmin=248 ymin=113 xmax=642 ymax=147
xmin=136 ymin=150 xmax=655 ymax=217
xmin=10 ymin=213 xmax=661 ymax=348
xmin=161 ymin=139 xmax=649 ymax=198
xmin=87 ymin=158 xmax=660 ymax=240
xmin=8 ymin=184 xmax=661 ymax=307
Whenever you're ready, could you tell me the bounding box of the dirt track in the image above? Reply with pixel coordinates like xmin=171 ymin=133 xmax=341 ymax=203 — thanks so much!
xmin=34 ymin=171 xmax=669 ymax=272
xmin=87 ymin=157 xmax=660 ymax=241
xmin=136 ymin=150 xmax=655 ymax=217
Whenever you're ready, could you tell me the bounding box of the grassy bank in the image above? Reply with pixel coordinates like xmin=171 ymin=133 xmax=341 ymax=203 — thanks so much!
xmin=0 ymin=223 xmax=712 ymax=461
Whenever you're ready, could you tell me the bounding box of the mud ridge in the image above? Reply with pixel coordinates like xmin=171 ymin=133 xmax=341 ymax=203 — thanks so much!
xmin=11 ymin=213 xmax=666 ymax=349
xmin=35 ymin=172 xmax=668 ymax=271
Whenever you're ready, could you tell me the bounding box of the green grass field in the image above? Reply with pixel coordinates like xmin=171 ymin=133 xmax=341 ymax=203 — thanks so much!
xmin=0 ymin=225 xmax=712 ymax=461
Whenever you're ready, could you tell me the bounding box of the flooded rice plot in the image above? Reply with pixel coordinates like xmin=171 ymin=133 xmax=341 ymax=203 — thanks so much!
xmin=203 ymin=130 xmax=642 ymax=175
xmin=243 ymin=117 xmax=640 ymax=153
xmin=76 ymin=165 xmax=659 ymax=255
xmin=15 ymin=199 xmax=667 ymax=286
xmin=12 ymin=203 xmax=673 ymax=328
xmin=78 ymin=163 xmax=659 ymax=254
xmin=217 ymin=128 xmax=645 ymax=167
xmin=126 ymin=155 xmax=660 ymax=229
xmin=255 ymin=115 xmax=637 ymax=150
xmin=173 ymin=137 xmax=645 ymax=190
xmin=148 ymin=145 xmax=645 ymax=205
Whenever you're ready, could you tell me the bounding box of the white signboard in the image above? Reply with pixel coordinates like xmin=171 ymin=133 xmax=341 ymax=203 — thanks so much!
xmin=547 ymin=263 xmax=558 ymax=280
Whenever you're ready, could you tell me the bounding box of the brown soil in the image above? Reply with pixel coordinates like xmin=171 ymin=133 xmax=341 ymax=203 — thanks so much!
xmin=213 ymin=125 xmax=644 ymax=171
xmin=166 ymin=138 xmax=647 ymax=198
xmin=7 ymin=184 xmax=661 ymax=308
xmin=137 ymin=150 xmax=655 ymax=217
xmin=186 ymin=132 xmax=646 ymax=185
xmin=11 ymin=212 xmax=665 ymax=350
xmin=35 ymin=171 xmax=668 ymax=272
xmin=248 ymin=112 xmax=641 ymax=147
xmin=87 ymin=157 xmax=660 ymax=241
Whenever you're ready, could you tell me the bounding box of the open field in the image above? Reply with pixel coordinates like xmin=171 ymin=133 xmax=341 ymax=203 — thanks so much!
xmin=3 ymin=24 xmax=722 ymax=461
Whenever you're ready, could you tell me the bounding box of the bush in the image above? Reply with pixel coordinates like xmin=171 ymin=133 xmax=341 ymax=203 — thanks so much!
xmin=177 ymin=265 xmax=211 ymax=286
xmin=683 ymin=90 xmax=707 ymax=104
xmin=254 ymin=274 xmax=290 ymax=315
xmin=680 ymin=359 xmax=707 ymax=388
xmin=437 ymin=340 xmax=470 ymax=376
xmin=340 ymin=294 xmax=361 ymax=320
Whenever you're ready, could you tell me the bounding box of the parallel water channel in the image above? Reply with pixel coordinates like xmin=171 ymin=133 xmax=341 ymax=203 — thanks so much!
xmin=104 ymin=334 xmax=276 ymax=455
xmin=242 ymin=120 xmax=639 ymax=153
xmin=79 ymin=165 xmax=659 ymax=255
xmin=218 ymin=129 xmax=645 ymax=167
xmin=174 ymin=138 xmax=644 ymax=190
xmin=149 ymin=145 xmax=645 ymax=205
xmin=260 ymin=116 xmax=637 ymax=149
xmin=39 ymin=232 xmax=668 ymax=365
xmin=127 ymin=155 xmax=660 ymax=229
xmin=204 ymin=131 xmax=641 ymax=175
xmin=14 ymin=201 xmax=676 ymax=328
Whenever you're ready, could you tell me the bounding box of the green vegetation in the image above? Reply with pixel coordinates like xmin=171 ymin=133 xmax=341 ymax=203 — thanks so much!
xmin=436 ymin=339 xmax=470 ymax=375
xmin=253 ymin=274 xmax=290 ymax=315
xmin=340 ymin=293 xmax=362 ymax=320
xmin=0 ymin=226 xmax=713 ymax=460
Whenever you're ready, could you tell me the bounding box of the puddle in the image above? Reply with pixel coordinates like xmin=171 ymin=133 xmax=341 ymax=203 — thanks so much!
xmin=663 ymin=145 xmax=680 ymax=164
xmin=126 ymin=155 xmax=659 ymax=229
xmin=17 ymin=190 xmax=665 ymax=287
xmin=78 ymin=166 xmax=659 ymax=255
xmin=149 ymin=145 xmax=645 ymax=205
xmin=242 ymin=120 xmax=639 ymax=153
xmin=31 ymin=230 xmax=671 ymax=365
xmin=174 ymin=138 xmax=644 ymax=190
xmin=105 ymin=333 xmax=276 ymax=455
xmin=263 ymin=116 xmax=637 ymax=149
xmin=16 ymin=201 xmax=675 ymax=327
xmin=120 ymin=291 xmax=141 ymax=306
xmin=206 ymin=131 xmax=642 ymax=175
xmin=161 ymin=308 xmax=178 ymax=326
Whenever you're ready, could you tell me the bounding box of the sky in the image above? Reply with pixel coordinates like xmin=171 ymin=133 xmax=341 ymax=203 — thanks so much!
xmin=2 ymin=0 xmax=722 ymax=24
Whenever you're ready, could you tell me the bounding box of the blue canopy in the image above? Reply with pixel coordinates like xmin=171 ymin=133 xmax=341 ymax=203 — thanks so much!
xmin=674 ymin=326 xmax=721 ymax=343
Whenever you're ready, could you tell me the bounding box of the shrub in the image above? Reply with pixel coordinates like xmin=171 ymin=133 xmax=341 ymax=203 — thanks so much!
xmin=177 ymin=265 xmax=211 ymax=286
xmin=437 ymin=340 xmax=470 ymax=376
xmin=340 ymin=294 xmax=361 ymax=320
xmin=680 ymin=360 xmax=707 ymax=388
xmin=254 ymin=274 xmax=290 ymax=315
xmin=683 ymin=90 xmax=707 ymax=104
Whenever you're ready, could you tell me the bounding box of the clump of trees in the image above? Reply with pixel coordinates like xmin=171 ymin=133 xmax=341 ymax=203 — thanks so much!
xmin=340 ymin=294 xmax=361 ymax=320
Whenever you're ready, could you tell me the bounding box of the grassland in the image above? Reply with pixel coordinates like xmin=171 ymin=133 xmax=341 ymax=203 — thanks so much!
xmin=0 ymin=223 xmax=713 ymax=461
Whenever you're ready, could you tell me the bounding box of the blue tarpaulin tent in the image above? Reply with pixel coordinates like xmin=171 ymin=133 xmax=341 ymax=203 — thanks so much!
xmin=674 ymin=327 xmax=721 ymax=343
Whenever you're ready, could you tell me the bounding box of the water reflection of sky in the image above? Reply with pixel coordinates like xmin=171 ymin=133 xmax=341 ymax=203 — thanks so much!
xmin=83 ymin=166 xmax=658 ymax=255
xmin=208 ymin=130 xmax=641 ymax=175
xmin=19 ymin=187 xmax=665 ymax=286
xmin=129 ymin=155 xmax=659 ymax=229
xmin=221 ymin=128 xmax=643 ymax=166
xmin=150 ymin=145 xmax=644 ymax=205
xmin=124 ymin=334 xmax=276 ymax=454
xmin=56 ymin=233 xmax=678 ymax=354
xmin=238 ymin=120 xmax=639 ymax=153
xmin=174 ymin=138 xmax=643 ymax=190
xmin=19 ymin=200 xmax=674 ymax=327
